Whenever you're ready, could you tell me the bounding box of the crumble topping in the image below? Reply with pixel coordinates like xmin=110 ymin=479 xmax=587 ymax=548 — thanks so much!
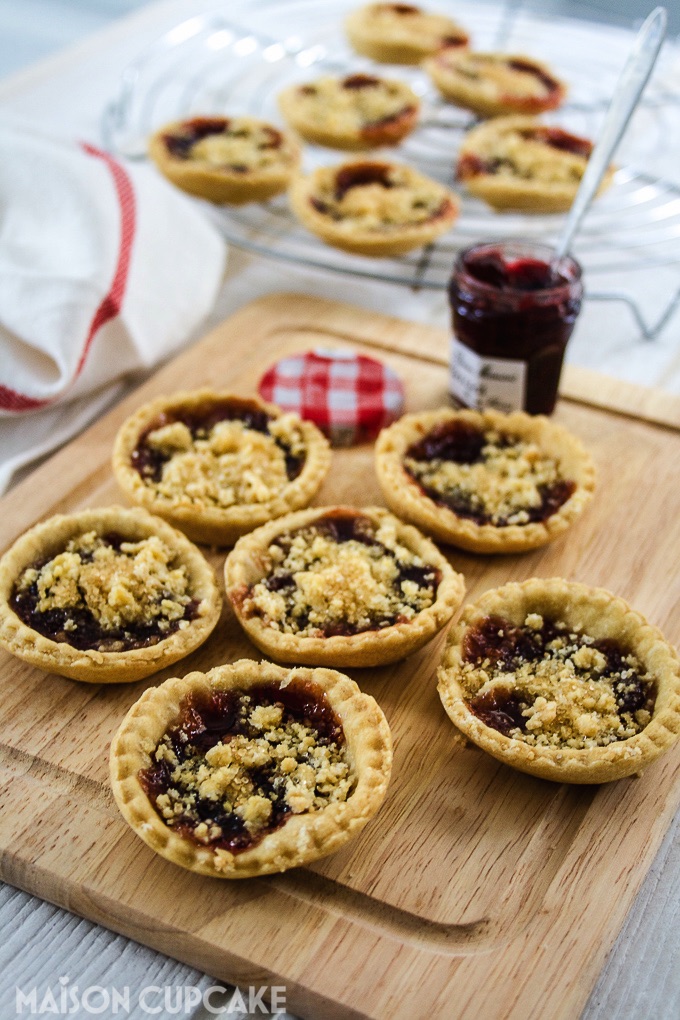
xmin=290 ymin=75 xmax=416 ymax=133
xmin=309 ymin=163 xmax=450 ymax=233
xmin=13 ymin=531 xmax=195 ymax=649
xmin=243 ymin=513 xmax=441 ymax=637
xmin=461 ymin=613 xmax=656 ymax=749
xmin=405 ymin=425 xmax=572 ymax=526
xmin=183 ymin=119 xmax=287 ymax=171
xmin=438 ymin=53 xmax=555 ymax=100
xmin=140 ymin=685 xmax=354 ymax=855
xmin=358 ymin=4 xmax=466 ymax=47
xmin=461 ymin=124 xmax=590 ymax=185
xmin=136 ymin=412 xmax=306 ymax=509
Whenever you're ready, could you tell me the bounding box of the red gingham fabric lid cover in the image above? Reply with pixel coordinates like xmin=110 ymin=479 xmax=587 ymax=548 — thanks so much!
xmin=258 ymin=348 xmax=405 ymax=446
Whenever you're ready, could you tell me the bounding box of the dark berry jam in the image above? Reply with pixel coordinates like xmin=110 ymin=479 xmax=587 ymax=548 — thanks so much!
xmin=525 ymin=126 xmax=593 ymax=159
xmin=11 ymin=533 xmax=199 ymax=652
xmin=449 ymin=241 xmax=583 ymax=415
xmin=139 ymin=681 xmax=345 ymax=854
xmin=506 ymin=59 xmax=560 ymax=96
xmin=131 ymin=397 xmax=305 ymax=485
xmin=404 ymin=421 xmax=575 ymax=525
xmin=463 ymin=614 xmax=656 ymax=737
xmin=250 ymin=510 xmax=441 ymax=637
xmin=342 ymin=74 xmax=380 ymax=89
xmin=334 ymin=162 xmax=393 ymax=201
xmin=163 ymin=117 xmax=229 ymax=159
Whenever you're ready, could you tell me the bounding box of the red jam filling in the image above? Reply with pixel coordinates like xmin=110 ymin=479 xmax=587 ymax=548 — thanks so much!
xmin=463 ymin=614 xmax=656 ymax=735
xmin=10 ymin=532 xmax=199 ymax=651
xmin=164 ymin=118 xmax=282 ymax=164
xmin=248 ymin=510 xmax=442 ymax=637
xmin=139 ymin=681 xmax=345 ymax=854
xmin=506 ymin=58 xmax=560 ymax=95
xmin=342 ymin=73 xmax=381 ymax=89
xmin=449 ymin=245 xmax=582 ymax=415
xmin=131 ymin=397 xmax=305 ymax=485
xmin=405 ymin=421 xmax=575 ymax=525
xmin=334 ymin=162 xmax=394 ymax=201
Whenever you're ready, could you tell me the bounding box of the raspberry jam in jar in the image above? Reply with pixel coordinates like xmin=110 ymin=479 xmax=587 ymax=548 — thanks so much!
xmin=449 ymin=241 xmax=583 ymax=415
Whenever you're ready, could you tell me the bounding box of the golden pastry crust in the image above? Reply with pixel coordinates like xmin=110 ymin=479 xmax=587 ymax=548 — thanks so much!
xmin=289 ymin=159 xmax=459 ymax=257
xmin=345 ymin=3 xmax=469 ymax=64
xmin=375 ymin=408 xmax=595 ymax=553
xmin=148 ymin=115 xmax=300 ymax=204
xmin=224 ymin=505 xmax=465 ymax=667
xmin=0 ymin=506 xmax=221 ymax=683
xmin=112 ymin=390 xmax=331 ymax=547
xmin=437 ymin=579 xmax=680 ymax=783
xmin=278 ymin=73 xmax=420 ymax=151
xmin=457 ymin=115 xmax=613 ymax=213
xmin=110 ymin=658 xmax=393 ymax=877
xmin=425 ymin=51 xmax=565 ymax=118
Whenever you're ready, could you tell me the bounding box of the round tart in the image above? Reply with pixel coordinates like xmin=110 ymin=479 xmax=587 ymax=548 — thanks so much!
xmin=225 ymin=506 xmax=465 ymax=667
xmin=437 ymin=579 xmax=680 ymax=783
xmin=148 ymin=115 xmax=300 ymax=204
xmin=425 ymin=51 xmax=565 ymax=118
xmin=112 ymin=391 xmax=331 ymax=546
xmin=0 ymin=507 xmax=221 ymax=683
xmin=457 ymin=115 xmax=612 ymax=213
xmin=345 ymin=3 xmax=469 ymax=64
xmin=375 ymin=408 xmax=595 ymax=553
xmin=278 ymin=73 xmax=420 ymax=151
xmin=110 ymin=658 xmax=393 ymax=877
xmin=289 ymin=159 xmax=459 ymax=256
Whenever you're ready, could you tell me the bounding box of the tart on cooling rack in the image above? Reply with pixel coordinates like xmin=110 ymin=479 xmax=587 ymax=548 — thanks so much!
xmin=425 ymin=51 xmax=565 ymax=118
xmin=110 ymin=658 xmax=393 ymax=877
xmin=345 ymin=2 xmax=469 ymax=64
xmin=148 ymin=115 xmax=300 ymax=204
xmin=375 ymin=408 xmax=595 ymax=553
xmin=224 ymin=506 xmax=465 ymax=667
xmin=457 ymin=116 xmax=612 ymax=213
xmin=289 ymin=159 xmax=459 ymax=256
xmin=0 ymin=507 xmax=221 ymax=683
xmin=113 ymin=391 xmax=331 ymax=547
xmin=437 ymin=579 xmax=680 ymax=783
xmin=278 ymin=73 xmax=420 ymax=150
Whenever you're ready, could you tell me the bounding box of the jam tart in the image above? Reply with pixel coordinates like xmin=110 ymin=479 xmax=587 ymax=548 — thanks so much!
xmin=345 ymin=3 xmax=469 ymax=64
xmin=278 ymin=73 xmax=420 ymax=151
xmin=112 ymin=391 xmax=331 ymax=547
xmin=289 ymin=159 xmax=459 ymax=257
xmin=0 ymin=507 xmax=221 ymax=683
xmin=457 ymin=115 xmax=613 ymax=213
xmin=425 ymin=51 xmax=565 ymax=118
xmin=148 ymin=115 xmax=300 ymax=204
xmin=110 ymin=658 xmax=393 ymax=877
xmin=225 ymin=506 xmax=465 ymax=667
xmin=375 ymin=408 xmax=595 ymax=554
xmin=437 ymin=579 xmax=680 ymax=783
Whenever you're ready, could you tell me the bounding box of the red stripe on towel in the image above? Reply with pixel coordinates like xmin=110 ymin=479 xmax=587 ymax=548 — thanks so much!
xmin=0 ymin=143 xmax=137 ymax=412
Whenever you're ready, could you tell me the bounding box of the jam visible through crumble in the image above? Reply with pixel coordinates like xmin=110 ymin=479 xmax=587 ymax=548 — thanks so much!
xmin=242 ymin=511 xmax=441 ymax=637
xmin=131 ymin=398 xmax=307 ymax=509
xmin=139 ymin=681 xmax=354 ymax=857
xmin=293 ymin=76 xmax=417 ymax=143
xmin=164 ymin=117 xmax=284 ymax=172
xmin=461 ymin=613 xmax=656 ymax=748
xmin=404 ymin=420 xmax=574 ymax=526
xmin=11 ymin=531 xmax=198 ymax=652
xmin=310 ymin=163 xmax=452 ymax=231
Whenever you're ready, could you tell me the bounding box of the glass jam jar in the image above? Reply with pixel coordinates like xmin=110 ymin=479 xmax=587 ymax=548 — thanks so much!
xmin=448 ymin=240 xmax=583 ymax=415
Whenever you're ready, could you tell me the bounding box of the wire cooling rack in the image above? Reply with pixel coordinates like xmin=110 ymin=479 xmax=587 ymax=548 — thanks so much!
xmin=102 ymin=1 xmax=680 ymax=338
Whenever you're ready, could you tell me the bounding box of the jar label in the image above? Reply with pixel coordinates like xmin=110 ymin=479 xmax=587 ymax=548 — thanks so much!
xmin=449 ymin=337 xmax=527 ymax=414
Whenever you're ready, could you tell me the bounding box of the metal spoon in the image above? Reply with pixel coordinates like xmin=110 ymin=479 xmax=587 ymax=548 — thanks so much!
xmin=553 ymin=6 xmax=667 ymax=265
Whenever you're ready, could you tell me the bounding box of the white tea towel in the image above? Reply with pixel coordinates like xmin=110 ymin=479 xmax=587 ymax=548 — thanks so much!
xmin=0 ymin=122 xmax=227 ymax=490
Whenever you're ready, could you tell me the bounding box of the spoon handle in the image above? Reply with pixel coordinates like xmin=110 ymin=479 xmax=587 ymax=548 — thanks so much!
xmin=553 ymin=6 xmax=667 ymax=263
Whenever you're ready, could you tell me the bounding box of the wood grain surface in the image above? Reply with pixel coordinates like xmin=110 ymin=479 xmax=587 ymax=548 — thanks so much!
xmin=0 ymin=293 xmax=679 ymax=1020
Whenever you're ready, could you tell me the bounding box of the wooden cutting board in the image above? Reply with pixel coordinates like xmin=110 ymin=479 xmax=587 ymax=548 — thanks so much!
xmin=1 ymin=293 xmax=679 ymax=1020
